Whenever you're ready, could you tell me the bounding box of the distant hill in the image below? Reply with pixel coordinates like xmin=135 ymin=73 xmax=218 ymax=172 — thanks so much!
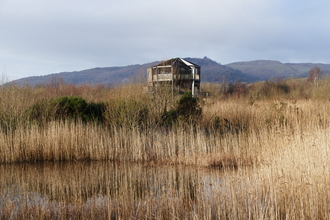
xmin=185 ymin=57 xmax=260 ymax=83
xmin=10 ymin=57 xmax=258 ymax=87
xmin=227 ymin=60 xmax=330 ymax=81
xmin=10 ymin=57 xmax=330 ymax=86
xmin=11 ymin=62 xmax=159 ymax=87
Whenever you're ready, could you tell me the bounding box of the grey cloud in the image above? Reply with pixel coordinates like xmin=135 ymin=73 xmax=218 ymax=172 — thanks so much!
xmin=2 ymin=0 xmax=330 ymax=79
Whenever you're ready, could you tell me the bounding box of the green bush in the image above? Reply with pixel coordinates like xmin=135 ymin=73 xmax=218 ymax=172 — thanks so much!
xmin=162 ymin=92 xmax=202 ymax=126
xmin=176 ymin=92 xmax=202 ymax=119
xmin=27 ymin=96 xmax=105 ymax=124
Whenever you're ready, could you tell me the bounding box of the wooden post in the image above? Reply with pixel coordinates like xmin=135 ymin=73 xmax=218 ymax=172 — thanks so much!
xmin=171 ymin=66 xmax=174 ymax=97
xmin=191 ymin=67 xmax=195 ymax=97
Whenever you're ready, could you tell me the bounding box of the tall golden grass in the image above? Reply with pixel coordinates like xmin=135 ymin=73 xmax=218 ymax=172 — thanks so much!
xmin=1 ymin=80 xmax=330 ymax=167
xmin=1 ymin=78 xmax=330 ymax=218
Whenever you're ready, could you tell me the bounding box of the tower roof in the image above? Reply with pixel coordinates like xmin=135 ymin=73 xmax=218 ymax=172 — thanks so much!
xmin=152 ymin=57 xmax=200 ymax=69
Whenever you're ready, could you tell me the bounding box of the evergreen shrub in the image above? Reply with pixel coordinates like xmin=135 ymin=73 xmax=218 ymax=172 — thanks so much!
xmin=27 ymin=96 xmax=105 ymax=124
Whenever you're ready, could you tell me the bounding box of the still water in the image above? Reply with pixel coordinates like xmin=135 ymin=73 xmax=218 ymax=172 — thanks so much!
xmin=0 ymin=161 xmax=226 ymax=205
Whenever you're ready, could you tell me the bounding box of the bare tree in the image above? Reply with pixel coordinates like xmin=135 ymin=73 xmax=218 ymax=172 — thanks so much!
xmin=307 ymin=66 xmax=322 ymax=86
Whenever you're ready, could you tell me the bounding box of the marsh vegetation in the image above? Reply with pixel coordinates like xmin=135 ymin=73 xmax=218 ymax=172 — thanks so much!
xmin=2 ymin=76 xmax=330 ymax=219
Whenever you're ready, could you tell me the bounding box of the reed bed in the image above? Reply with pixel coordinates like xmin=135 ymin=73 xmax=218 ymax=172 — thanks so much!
xmin=1 ymin=81 xmax=330 ymax=218
xmin=2 ymin=97 xmax=325 ymax=166
xmin=2 ymin=128 xmax=330 ymax=220
xmin=0 ymin=120 xmax=250 ymax=167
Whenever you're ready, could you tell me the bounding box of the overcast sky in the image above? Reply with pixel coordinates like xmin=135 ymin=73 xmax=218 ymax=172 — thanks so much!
xmin=1 ymin=0 xmax=330 ymax=79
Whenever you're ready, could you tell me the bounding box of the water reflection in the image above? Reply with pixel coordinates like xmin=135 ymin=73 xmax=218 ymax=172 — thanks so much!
xmin=0 ymin=161 xmax=224 ymax=204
